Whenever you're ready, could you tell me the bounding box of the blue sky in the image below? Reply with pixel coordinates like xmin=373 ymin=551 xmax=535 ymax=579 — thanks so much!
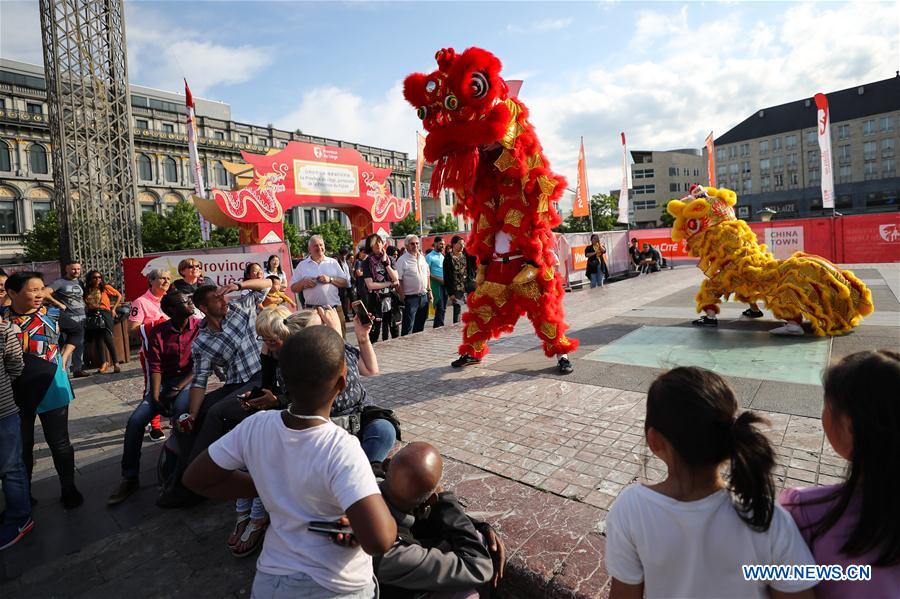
xmin=3 ymin=1 xmax=898 ymax=210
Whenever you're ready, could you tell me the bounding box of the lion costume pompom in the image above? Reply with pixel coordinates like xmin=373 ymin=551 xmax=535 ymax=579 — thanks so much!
xmin=404 ymin=47 xmax=578 ymax=369
xmin=667 ymin=185 xmax=874 ymax=336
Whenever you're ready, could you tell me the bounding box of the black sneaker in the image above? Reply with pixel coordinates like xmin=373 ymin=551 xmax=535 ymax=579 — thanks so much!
xmin=741 ymin=307 xmax=764 ymax=318
xmin=61 ymin=486 xmax=84 ymax=509
xmin=451 ymin=354 xmax=481 ymax=368
xmin=107 ymin=478 xmax=139 ymax=506
xmin=692 ymin=315 xmax=718 ymax=327
xmin=148 ymin=427 xmax=166 ymax=442
xmin=557 ymin=356 xmax=573 ymax=374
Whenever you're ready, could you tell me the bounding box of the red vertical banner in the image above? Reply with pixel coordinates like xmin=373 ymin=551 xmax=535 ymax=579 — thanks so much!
xmin=573 ymin=139 xmax=590 ymax=217
xmin=705 ymin=131 xmax=716 ymax=186
xmin=415 ymin=131 xmax=426 ymax=221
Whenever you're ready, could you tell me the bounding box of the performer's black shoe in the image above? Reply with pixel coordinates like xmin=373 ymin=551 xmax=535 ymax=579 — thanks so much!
xmin=557 ymin=356 xmax=573 ymax=374
xmin=741 ymin=307 xmax=764 ymax=319
xmin=692 ymin=315 xmax=718 ymax=327
xmin=451 ymin=354 xmax=481 ymax=368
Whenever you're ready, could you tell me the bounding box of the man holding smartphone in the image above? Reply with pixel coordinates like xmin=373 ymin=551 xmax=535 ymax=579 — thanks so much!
xmin=290 ymin=235 xmax=351 ymax=338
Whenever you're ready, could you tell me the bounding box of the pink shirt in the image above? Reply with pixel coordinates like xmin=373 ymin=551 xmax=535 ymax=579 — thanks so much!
xmin=780 ymin=485 xmax=900 ymax=598
xmin=129 ymin=290 xmax=167 ymax=327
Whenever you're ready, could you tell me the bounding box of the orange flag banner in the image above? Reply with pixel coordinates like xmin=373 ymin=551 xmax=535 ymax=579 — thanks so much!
xmin=415 ymin=132 xmax=426 ymax=222
xmin=705 ymin=131 xmax=716 ymax=187
xmin=573 ymin=139 xmax=590 ymax=217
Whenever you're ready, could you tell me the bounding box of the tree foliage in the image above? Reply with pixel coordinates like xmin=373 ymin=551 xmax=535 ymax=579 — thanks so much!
xmin=659 ymin=200 xmax=676 ymax=227
xmin=283 ymin=222 xmax=302 ymax=259
xmin=141 ymin=201 xmax=204 ymax=253
xmin=208 ymin=226 xmax=240 ymax=248
xmin=554 ymin=193 xmax=623 ymax=233
xmin=428 ymin=213 xmax=461 ymax=234
xmin=390 ymin=212 xmax=419 ymax=237
xmin=23 ymin=209 xmax=61 ymax=262
xmin=299 ymin=219 xmax=352 ymax=257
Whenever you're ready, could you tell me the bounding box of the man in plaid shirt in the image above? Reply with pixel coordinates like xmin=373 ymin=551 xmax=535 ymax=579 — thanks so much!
xmin=158 ymin=277 xmax=273 ymax=508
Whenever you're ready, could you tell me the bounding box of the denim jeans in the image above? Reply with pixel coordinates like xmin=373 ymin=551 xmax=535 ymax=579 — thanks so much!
xmin=401 ymin=294 xmax=429 ymax=336
xmin=359 ymin=417 xmax=396 ymax=463
xmin=433 ymin=286 xmax=449 ymax=328
xmin=251 ymin=570 xmax=376 ymax=599
xmin=588 ymin=272 xmax=604 ymax=288
xmin=0 ymin=413 xmax=31 ymax=526
xmin=58 ymin=317 xmax=85 ymax=373
xmin=450 ymin=291 xmax=465 ymax=324
xmin=121 ymin=380 xmax=190 ymax=480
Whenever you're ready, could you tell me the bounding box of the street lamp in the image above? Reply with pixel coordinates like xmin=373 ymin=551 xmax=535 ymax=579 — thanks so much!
xmin=756 ymin=207 xmax=777 ymax=222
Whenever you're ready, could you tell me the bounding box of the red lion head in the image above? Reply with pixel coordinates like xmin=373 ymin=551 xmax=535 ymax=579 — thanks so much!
xmin=404 ymin=47 xmax=513 ymax=194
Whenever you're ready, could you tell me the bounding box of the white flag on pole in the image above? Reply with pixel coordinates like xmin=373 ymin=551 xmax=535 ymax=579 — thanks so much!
xmin=185 ymin=79 xmax=211 ymax=240
xmin=814 ymin=93 xmax=835 ymax=210
xmin=617 ymin=132 xmax=630 ymax=224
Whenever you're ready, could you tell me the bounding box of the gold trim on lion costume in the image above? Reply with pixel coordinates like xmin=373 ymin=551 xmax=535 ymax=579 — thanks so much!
xmin=667 ymin=186 xmax=874 ymax=336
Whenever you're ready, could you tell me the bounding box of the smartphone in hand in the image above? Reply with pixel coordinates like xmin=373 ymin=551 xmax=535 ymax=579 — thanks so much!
xmin=351 ymin=300 xmax=372 ymax=325
xmin=308 ymin=521 xmax=354 ymax=536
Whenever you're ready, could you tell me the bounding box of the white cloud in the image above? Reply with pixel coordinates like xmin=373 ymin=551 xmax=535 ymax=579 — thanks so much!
xmin=506 ymin=17 xmax=573 ymax=35
xmin=275 ymin=82 xmax=422 ymax=157
xmin=518 ymin=1 xmax=900 ymax=198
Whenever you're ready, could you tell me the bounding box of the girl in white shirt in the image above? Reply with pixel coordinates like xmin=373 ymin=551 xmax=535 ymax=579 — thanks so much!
xmin=605 ymin=367 xmax=817 ymax=599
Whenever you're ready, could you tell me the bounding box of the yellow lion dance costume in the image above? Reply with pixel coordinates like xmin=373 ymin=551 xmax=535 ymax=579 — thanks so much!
xmin=667 ymin=185 xmax=874 ymax=336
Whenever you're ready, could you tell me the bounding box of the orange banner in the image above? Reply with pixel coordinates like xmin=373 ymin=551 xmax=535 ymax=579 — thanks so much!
xmin=705 ymin=131 xmax=716 ymax=187
xmin=571 ymin=245 xmax=589 ymax=271
xmin=573 ymin=139 xmax=590 ymax=217
xmin=415 ymin=131 xmax=426 ymax=222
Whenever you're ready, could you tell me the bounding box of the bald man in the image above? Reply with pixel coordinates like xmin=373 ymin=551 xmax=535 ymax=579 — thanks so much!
xmin=374 ymin=442 xmax=505 ymax=599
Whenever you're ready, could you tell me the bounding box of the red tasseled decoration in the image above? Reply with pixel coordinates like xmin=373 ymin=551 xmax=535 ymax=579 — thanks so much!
xmin=429 ymin=148 xmax=480 ymax=198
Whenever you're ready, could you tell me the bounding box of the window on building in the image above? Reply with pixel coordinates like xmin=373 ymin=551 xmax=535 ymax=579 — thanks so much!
xmin=162 ymin=123 xmax=175 ymax=134
xmin=728 ymin=163 xmax=738 ymax=176
xmin=864 ymin=161 xmax=878 ymax=179
xmin=837 ymin=124 xmax=849 ymax=139
xmin=741 ymin=161 xmax=750 ymax=174
xmin=785 ymin=135 xmax=797 ymax=150
xmin=318 ymin=209 xmax=328 ymax=224
xmin=773 ymin=156 xmax=784 ymax=170
xmin=0 ymin=142 xmax=10 ymax=172
xmin=668 ymin=167 xmax=678 ymax=177
xmin=135 ymin=118 xmax=148 ymax=130
xmin=214 ymin=131 xmax=224 ymax=140
xmin=693 ymin=168 xmax=699 ymax=177
xmin=728 ymin=146 xmax=737 ymax=159
xmin=772 ymin=137 xmax=782 ymax=151
xmin=880 ymin=116 xmax=895 ymax=132
xmin=0 ymin=99 xmax=5 ymax=110
xmin=137 ymin=154 xmax=152 ymax=181
xmin=809 ymin=168 xmax=820 ymax=184
xmin=883 ymin=158 xmax=896 ymax=177
xmin=164 ymin=157 xmax=178 ymax=183
xmin=839 ymin=145 xmax=852 ymax=161
xmin=758 ymin=140 xmax=769 ymax=153
xmin=214 ymin=162 xmax=228 ymax=186
xmin=838 ymin=165 xmax=852 ymax=183
xmin=806 ymin=131 xmax=816 ymax=146
xmin=807 ymin=150 xmax=819 ymax=164
xmin=760 ymin=175 xmax=771 ymax=191
xmin=862 ymin=119 xmax=876 ymax=135
xmin=863 ymin=141 xmax=876 ymax=161
xmin=400 ymin=181 xmax=408 ymax=197
xmin=759 ymin=158 xmax=770 ymax=173
xmin=740 ymin=143 xmax=749 ymax=157
xmin=0 ymin=201 xmax=17 ymax=234
xmin=789 ymin=172 xmax=799 ymax=186
xmin=259 ymin=138 xmax=268 ymax=147
xmin=669 ymin=183 xmax=680 ymax=192
xmin=444 ymin=190 xmax=453 ymax=207
xmin=26 ymin=102 xmax=42 ymax=115
xmin=32 ymin=200 xmax=52 ymax=223
xmin=882 ymin=138 xmax=895 ymax=156
xmin=774 ymin=173 xmax=784 ymax=188
xmin=633 ymin=199 xmax=656 ymax=210
xmin=787 ymin=153 xmax=798 ymax=167
xmin=29 ymin=144 xmax=48 ymax=174
xmin=239 ymin=135 xmax=249 ymax=143
xmin=304 ymin=209 xmax=314 ymax=230
xmin=140 ymin=203 xmax=155 ymax=215
xmin=717 ymin=166 xmax=726 ymax=181
xmin=716 ymin=148 xmax=725 ymax=162
xmin=742 ymin=179 xmax=752 ymax=193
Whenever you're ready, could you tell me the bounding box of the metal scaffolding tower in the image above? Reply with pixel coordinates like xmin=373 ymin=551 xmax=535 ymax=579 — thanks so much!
xmin=39 ymin=0 xmax=142 ymax=284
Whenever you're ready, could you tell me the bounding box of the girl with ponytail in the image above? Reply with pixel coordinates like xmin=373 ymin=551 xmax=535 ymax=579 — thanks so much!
xmin=780 ymin=350 xmax=900 ymax=597
xmin=605 ymin=367 xmax=816 ymax=598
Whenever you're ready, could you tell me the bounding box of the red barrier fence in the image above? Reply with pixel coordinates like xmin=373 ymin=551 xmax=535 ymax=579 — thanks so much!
xmin=630 ymin=212 xmax=900 ymax=265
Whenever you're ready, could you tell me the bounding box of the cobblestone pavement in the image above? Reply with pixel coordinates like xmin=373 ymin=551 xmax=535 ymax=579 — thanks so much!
xmin=2 ymin=263 xmax=897 ymax=598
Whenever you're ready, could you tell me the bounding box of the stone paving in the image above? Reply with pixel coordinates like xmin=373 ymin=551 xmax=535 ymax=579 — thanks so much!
xmin=1 ymin=263 xmax=897 ymax=598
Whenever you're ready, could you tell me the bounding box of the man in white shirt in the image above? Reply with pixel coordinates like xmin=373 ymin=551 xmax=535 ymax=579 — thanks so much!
xmin=290 ymin=235 xmax=351 ymax=338
xmin=395 ymin=234 xmax=432 ymax=336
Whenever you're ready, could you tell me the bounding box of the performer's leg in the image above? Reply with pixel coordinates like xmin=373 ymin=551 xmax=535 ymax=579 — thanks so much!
xmin=521 ymin=277 xmax=579 ymax=360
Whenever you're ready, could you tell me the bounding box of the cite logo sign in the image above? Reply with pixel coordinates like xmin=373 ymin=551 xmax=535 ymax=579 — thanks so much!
xmin=879 ymin=224 xmax=900 ymax=243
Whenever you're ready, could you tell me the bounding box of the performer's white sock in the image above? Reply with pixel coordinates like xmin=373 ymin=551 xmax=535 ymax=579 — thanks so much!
xmin=559 ymin=354 xmax=568 ymax=360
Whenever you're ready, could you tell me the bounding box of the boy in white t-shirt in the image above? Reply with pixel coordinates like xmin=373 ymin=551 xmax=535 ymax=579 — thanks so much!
xmin=184 ymin=325 xmax=397 ymax=598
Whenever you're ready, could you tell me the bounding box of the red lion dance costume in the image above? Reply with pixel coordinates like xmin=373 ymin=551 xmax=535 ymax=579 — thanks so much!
xmin=404 ymin=47 xmax=578 ymax=373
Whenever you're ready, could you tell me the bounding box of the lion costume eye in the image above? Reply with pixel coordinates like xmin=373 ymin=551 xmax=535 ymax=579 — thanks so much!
xmin=470 ymin=72 xmax=488 ymax=98
xmin=417 ymin=106 xmax=427 ymax=120
xmin=687 ymin=219 xmax=701 ymax=234
xmin=444 ymin=95 xmax=459 ymax=110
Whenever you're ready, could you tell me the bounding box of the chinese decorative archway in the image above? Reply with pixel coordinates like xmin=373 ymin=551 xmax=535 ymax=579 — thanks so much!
xmin=193 ymin=141 xmax=412 ymax=246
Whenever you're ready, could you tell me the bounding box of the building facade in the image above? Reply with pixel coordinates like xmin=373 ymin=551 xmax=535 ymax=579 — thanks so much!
xmin=0 ymin=58 xmax=414 ymax=261
xmin=628 ymin=148 xmax=709 ymax=227
xmin=709 ymin=75 xmax=899 ymax=222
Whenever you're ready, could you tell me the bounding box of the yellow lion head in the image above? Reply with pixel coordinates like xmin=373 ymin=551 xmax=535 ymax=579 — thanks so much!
xmin=667 ymin=185 xmax=738 ymax=241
